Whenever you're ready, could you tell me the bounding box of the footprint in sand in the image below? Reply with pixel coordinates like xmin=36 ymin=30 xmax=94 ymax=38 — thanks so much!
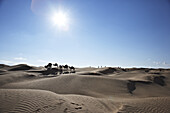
xmin=71 ymin=102 xmax=83 ymax=110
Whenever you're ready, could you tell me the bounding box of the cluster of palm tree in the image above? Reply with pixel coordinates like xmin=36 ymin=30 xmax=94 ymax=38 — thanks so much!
xmin=44 ymin=63 xmax=75 ymax=72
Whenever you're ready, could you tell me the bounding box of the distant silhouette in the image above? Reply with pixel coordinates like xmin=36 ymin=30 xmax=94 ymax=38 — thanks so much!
xmin=63 ymin=64 xmax=68 ymax=70
xmin=69 ymin=66 xmax=75 ymax=71
xmin=53 ymin=63 xmax=58 ymax=67
xmin=44 ymin=63 xmax=76 ymax=75
xmin=59 ymin=65 xmax=63 ymax=70
xmin=44 ymin=65 xmax=48 ymax=69
xmin=44 ymin=63 xmax=52 ymax=70
xmin=48 ymin=63 xmax=52 ymax=69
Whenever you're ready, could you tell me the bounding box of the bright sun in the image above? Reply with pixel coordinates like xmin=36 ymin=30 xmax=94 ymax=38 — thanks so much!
xmin=51 ymin=11 xmax=69 ymax=30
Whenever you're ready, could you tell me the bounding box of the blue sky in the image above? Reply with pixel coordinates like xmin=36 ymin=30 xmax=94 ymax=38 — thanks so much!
xmin=0 ymin=0 xmax=170 ymax=68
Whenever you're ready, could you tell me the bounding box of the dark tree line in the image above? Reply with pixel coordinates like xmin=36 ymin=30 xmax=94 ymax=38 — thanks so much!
xmin=44 ymin=63 xmax=75 ymax=72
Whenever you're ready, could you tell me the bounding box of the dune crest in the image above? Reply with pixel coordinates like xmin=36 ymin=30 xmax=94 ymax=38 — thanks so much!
xmin=0 ymin=64 xmax=170 ymax=113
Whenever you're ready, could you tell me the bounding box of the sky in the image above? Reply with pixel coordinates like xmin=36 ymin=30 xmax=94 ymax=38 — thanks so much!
xmin=0 ymin=0 xmax=170 ymax=68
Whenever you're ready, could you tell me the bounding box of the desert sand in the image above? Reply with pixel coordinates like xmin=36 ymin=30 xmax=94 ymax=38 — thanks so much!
xmin=0 ymin=64 xmax=170 ymax=113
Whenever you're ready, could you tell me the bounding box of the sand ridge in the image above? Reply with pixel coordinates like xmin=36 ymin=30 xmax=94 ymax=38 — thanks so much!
xmin=0 ymin=65 xmax=170 ymax=113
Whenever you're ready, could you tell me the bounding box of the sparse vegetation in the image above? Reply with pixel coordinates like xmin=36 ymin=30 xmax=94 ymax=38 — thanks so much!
xmin=44 ymin=63 xmax=75 ymax=75
xmin=44 ymin=63 xmax=52 ymax=70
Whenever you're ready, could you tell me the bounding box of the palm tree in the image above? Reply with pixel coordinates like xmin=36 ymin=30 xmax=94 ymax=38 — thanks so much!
xmin=48 ymin=63 xmax=52 ymax=69
xmin=44 ymin=65 xmax=48 ymax=69
xmin=59 ymin=65 xmax=63 ymax=70
xmin=44 ymin=63 xmax=52 ymax=70
xmin=69 ymin=66 xmax=75 ymax=71
xmin=53 ymin=63 xmax=58 ymax=68
xmin=63 ymin=64 xmax=68 ymax=71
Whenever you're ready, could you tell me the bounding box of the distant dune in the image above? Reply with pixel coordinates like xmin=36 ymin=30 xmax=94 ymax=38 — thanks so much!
xmin=0 ymin=64 xmax=170 ymax=113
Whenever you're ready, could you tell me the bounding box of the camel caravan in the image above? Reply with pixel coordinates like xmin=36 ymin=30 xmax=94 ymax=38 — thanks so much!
xmin=44 ymin=63 xmax=75 ymax=75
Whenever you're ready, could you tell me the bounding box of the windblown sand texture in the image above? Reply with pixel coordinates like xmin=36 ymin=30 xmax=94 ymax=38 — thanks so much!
xmin=0 ymin=64 xmax=170 ymax=113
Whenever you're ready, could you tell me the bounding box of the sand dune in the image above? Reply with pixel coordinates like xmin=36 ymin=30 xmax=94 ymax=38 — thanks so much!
xmin=2 ymin=74 xmax=129 ymax=98
xmin=0 ymin=89 xmax=122 ymax=113
xmin=0 ymin=64 xmax=170 ymax=113
xmin=117 ymin=97 xmax=170 ymax=113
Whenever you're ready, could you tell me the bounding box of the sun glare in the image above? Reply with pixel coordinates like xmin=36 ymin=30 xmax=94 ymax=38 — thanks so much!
xmin=51 ymin=11 xmax=69 ymax=31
